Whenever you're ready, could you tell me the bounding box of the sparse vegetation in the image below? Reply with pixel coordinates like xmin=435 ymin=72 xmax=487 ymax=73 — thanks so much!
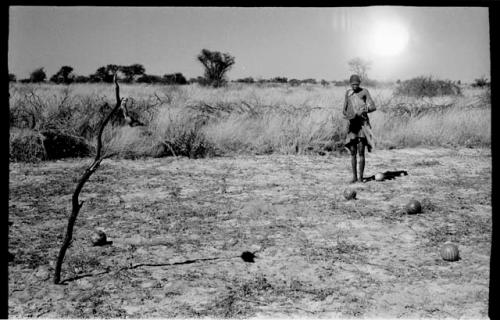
xmin=8 ymin=82 xmax=490 ymax=161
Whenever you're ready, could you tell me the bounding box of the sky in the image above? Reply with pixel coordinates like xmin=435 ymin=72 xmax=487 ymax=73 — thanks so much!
xmin=8 ymin=6 xmax=490 ymax=82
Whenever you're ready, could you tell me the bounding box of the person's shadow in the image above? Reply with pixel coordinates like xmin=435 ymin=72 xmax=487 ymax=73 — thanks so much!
xmin=362 ymin=170 xmax=408 ymax=182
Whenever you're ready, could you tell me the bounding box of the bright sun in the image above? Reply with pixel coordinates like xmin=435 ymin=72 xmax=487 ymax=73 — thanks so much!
xmin=368 ymin=21 xmax=409 ymax=56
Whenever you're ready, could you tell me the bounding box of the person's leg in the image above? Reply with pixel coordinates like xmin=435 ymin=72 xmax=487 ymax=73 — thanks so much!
xmin=349 ymin=141 xmax=358 ymax=183
xmin=357 ymin=140 xmax=366 ymax=182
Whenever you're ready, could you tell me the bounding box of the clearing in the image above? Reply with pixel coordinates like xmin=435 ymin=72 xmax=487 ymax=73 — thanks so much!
xmin=9 ymin=147 xmax=491 ymax=318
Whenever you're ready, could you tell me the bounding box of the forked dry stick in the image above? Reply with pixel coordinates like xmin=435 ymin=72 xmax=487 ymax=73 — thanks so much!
xmin=53 ymin=74 xmax=124 ymax=284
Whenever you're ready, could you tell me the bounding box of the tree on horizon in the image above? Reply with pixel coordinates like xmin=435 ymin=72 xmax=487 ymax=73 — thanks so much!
xmin=197 ymin=49 xmax=235 ymax=88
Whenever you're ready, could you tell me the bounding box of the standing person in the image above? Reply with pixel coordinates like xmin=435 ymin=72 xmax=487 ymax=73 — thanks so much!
xmin=343 ymin=74 xmax=377 ymax=183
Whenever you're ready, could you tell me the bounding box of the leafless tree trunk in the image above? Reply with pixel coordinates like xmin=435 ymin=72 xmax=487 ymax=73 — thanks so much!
xmin=53 ymin=75 xmax=123 ymax=284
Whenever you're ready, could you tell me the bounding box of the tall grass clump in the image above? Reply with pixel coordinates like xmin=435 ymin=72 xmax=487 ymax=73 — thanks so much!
xmin=204 ymin=108 xmax=346 ymax=155
xmin=394 ymin=76 xmax=461 ymax=98
xmin=104 ymin=104 xmax=216 ymax=159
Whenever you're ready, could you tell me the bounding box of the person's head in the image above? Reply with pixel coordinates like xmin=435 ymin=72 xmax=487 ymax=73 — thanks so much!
xmin=349 ymin=74 xmax=361 ymax=90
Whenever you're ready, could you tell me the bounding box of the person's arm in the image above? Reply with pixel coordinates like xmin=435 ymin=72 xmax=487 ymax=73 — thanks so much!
xmin=365 ymin=89 xmax=376 ymax=113
xmin=343 ymin=90 xmax=351 ymax=119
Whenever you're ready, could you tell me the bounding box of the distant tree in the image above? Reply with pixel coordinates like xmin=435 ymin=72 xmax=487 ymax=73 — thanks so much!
xmin=175 ymin=73 xmax=187 ymax=84
xmin=320 ymin=79 xmax=329 ymax=86
xmin=49 ymin=74 xmax=60 ymax=83
xmin=289 ymin=79 xmax=301 ymax=86
xmin=136 ymin=74 xmax=151 ymax=83
xmin=457 ymin=80 xmax=461 ymax=85
xmin=136 ymin=74 xmax=162 ymax=84
xmin=271 ymin=77 xmax=288 ymax=83
xmin=29 ymin=67 xmax=46 ymax=83
xmin=348 ymin=57 xmax=372 ymax=82
xmin=119 ymin=64 xmax=146 ymax=83
xmin=89 ymin=74 xmax=102 ymax=83
xmin=301 ymin=78 xmax=317 ymax=85
xmin=188 ymin=76 xmax=208 ymax=85
xmin=9 ymin=73 xmax=16 ymax=82
xmin=163 ymin=73 xmax=187 ymax=85
xmin=472 ymin=76 xmax=489 ymax=88
xmin=91 ymin=64 xmax=120 ymax=82
xmin=163 ymin=74 xmax=174 ymax=84
xmin=50 ymin=66 xmax=75 ymax=84
xmin=236 ymin=77 xmax=255 ymax=83
xmin=74 ymin=75 xmax=90 ymax=83
xmin=105 ymin=64 xmax=120 ymax=80
xmin=197 ymin=49 xmax=235 ymax=87
xmin=93 ymin=66 xmax=108 ymax=82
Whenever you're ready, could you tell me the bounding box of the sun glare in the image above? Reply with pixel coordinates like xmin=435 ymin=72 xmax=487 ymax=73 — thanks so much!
xmin=368 ymin=21 xmax=409 ymax=56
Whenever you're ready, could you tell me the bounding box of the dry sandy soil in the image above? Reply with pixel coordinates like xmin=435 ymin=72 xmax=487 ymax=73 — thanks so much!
xmin=9 ymin=147 xmax=491 ymax=318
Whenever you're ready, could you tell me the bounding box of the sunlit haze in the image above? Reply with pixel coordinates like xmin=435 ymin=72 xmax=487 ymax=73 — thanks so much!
xmin=9 ymin=6 xmax=490 ymax=82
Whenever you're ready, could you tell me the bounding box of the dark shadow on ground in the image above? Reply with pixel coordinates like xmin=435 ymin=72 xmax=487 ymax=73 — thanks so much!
xmin=363 ymin=170 xmax=408 ymax=182
xmin=60 ymin=252 xmax=258 ymax=284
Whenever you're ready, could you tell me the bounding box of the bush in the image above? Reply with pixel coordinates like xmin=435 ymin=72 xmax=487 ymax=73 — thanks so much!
xmin=154 ymin=110 xmax=215 ymax=158
xmin=136 ymin=74 xmax=162 ymax=84
xmin=106 ymin=107 xmax=215 ymax=159
xmin=394 ymin=76 xmax=461 ymax=97
xmin=41 ymin=129 xmax=92 ymax=160
xmin=472 ymin=76 xmax=490 ymax=88
xmin=50 ymin=66 xmax=75 ymax=84
xmin=301 ymin=78 xmax=317 ymax=85
xmin=73 ymin=75 xmax=90 ymax=83
xmin=271 ymin=77 xmax=288 ymax=83
xmin=163 ymin=73 xmax=187 ymax=85
xmin=29 ymin=68 xmax=46 ymax=83
xmin=10 ymin=129 xmax=47 ymax=162
xmin=236 ymin=77 xmax=255 ymax=84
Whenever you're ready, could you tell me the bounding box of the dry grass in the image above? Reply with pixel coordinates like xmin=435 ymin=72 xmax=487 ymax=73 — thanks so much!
xmin=9 ymin=82 xmax=490 ymax=161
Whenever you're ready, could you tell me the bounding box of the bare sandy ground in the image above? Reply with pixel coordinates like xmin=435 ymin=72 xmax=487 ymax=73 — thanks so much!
xmin=9 ymin=147 xmax=491 ymax=318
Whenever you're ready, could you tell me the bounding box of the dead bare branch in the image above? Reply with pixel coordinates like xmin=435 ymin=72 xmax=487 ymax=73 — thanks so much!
xmin=53 ymin=74 xmax=123 ymax=284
